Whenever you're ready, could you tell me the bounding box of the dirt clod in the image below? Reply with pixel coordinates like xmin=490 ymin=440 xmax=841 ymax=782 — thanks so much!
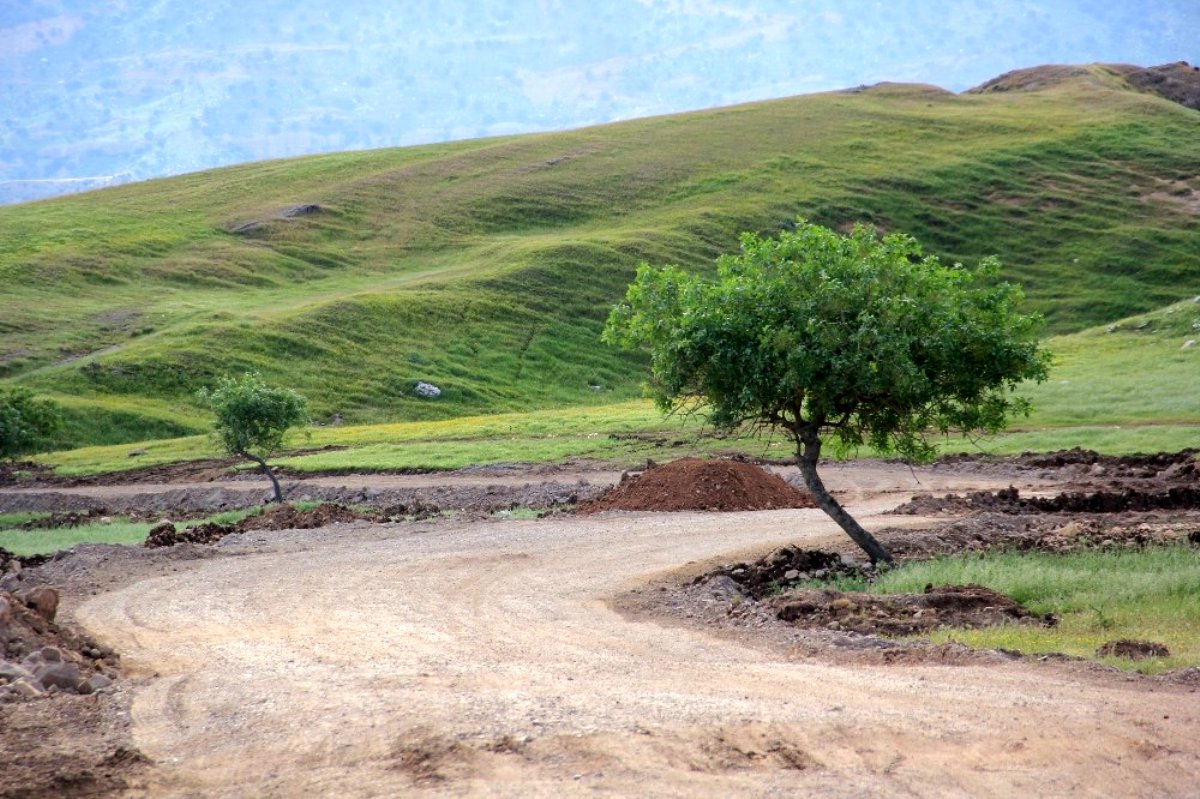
xmin=391 ymin=729 xmax=478 ymax=784
xmin=774 ymin=583 xmax=1048 ymax=636
xmin=144 ymin=520 xmax=238 ymax=548
xmin=144 ymin=503 xmax=378 ymax=548
xmin=704 ymin=546 xmax=863 ymax=599
xmin=237 ymin=502 xmax=373 ymax=531
xmin=576 ymin=458 xmax=815 ymax=514
xmin=1096 ymin=639 xmax=1171 ymax=660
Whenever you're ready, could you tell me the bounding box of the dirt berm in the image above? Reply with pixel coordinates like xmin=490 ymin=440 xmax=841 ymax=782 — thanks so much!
xmin=577 ymin=457 xmax=815 ymax=513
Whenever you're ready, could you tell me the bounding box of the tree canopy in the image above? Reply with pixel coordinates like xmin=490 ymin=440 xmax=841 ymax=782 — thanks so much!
xmin=198 ymin=373 xmax=308 ymax=503
xmin=604 ymin=220 xmax=1050 ymax=562
xmin=0 ymin=388 xmax=63 ymax=462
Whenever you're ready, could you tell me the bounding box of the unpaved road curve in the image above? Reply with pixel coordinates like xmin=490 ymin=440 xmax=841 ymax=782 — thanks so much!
xmin=75 ymin=464 xmax=1200 ymax=797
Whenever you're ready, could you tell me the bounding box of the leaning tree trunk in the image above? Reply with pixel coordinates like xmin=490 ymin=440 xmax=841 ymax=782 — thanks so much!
xmin=794 ymin=426 xmax=893 ymax=565
xmin=241 ymin=451 xmax=284 ymax=504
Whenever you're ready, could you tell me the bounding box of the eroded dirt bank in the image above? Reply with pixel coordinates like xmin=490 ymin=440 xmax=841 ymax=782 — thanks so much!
xmin=13 ymin=459 xmax=1186 ymax=797
xmin=0 ymin=467 xmax=621 ymax=516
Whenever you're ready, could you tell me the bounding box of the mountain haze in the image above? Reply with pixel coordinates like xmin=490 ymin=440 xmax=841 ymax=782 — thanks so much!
xmin=1 ymin=64 xmax=1197 ymax=448
xmin=2 ymin=0 xmax=1195 ymax=204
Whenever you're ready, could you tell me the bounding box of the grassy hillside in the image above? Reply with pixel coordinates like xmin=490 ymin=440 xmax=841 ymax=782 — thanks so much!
xmin=2 ymin=64 xmax=1198 ymax=448
xmin=33 ymin=296 xmax=1200 ymax=478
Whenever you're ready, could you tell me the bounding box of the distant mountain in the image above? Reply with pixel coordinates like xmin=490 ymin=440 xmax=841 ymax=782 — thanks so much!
xmin=1 ymin=64 xmax=1196 ymax=449
xmin=2 ymin=0 xmax=1195 ymax=204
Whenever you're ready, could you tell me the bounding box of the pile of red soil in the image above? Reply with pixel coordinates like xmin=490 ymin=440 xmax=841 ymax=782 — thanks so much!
xmin=576 ymin=458 xmax=815 ymax=514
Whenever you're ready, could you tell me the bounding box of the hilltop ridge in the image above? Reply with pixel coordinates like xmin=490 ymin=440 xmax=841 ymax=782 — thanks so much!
xmin=969 ymin=61 xmax=1200 ymax=110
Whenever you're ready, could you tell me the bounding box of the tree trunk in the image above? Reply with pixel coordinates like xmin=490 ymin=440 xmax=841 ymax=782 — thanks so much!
xmin=241 ymin=451 xmax=284 ymax=504
xmin=794 ymin=427 xmax=894 ymax=565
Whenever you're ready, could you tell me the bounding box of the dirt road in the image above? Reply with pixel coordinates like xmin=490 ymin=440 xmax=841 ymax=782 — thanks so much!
xmin=71 ymin=463 xmax=1199 ymax=796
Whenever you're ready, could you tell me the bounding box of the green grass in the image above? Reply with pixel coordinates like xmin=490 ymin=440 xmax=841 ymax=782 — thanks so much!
xmin=34 ymin=400 xmax=796 ymax=476
xmin=2 ymin=67 xmax=1197 ymax=449
xmin=0 ymin=518 xmax=156 ymax=555
xmin=0 ymin=507 xmax=263 ymax=556
xmin=0 ymin=512 xmax=46 ymax=529
xmin=33 ymin=292 xmax=1200 ymax=478
xmin=968 ymin=426 xmax=1199 ymax=457
xmin=962 ymin=297 xmax=1200 ymax=455
xmin=1016 ymin=300 xmax=1200 ymax=429
xmin=844 ymin=545 xmax=1200 ymax=674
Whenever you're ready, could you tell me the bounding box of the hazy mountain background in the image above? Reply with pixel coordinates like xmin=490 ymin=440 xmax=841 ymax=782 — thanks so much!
xmin=1 ymin=0 xmax=1195 ymax=205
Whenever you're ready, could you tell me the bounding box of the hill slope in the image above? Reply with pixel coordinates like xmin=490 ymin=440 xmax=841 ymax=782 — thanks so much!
xmin=1 ymin=64 xmax=1198 ymax=448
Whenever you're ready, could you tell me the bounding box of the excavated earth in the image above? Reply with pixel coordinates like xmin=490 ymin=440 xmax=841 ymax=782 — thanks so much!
xmin=577 ymin=457 xmax=816 ymax=513
xmin=1 ymin=451 xmax=1199 ymax=797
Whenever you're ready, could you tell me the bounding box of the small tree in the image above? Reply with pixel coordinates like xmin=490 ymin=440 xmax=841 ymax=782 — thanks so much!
xmin=198 ymin=373 xmax=308 ymax=503
xmin=603 ymin=220 xmax=1050 ymax=564
xmin=0 ymin=388 xmax=63 ymax=462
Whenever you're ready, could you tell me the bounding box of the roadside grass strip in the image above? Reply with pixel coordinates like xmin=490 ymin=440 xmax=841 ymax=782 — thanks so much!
xmin=0 ymin=507 xmax=262 ymax=556
xmin=840 ymin=545 xmax=1200 ymax=674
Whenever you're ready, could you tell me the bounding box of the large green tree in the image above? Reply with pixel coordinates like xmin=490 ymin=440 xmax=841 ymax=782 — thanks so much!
xmin=198 ymin=373 xmax=309 ymax=503
xmin=604 ymin=220 xmax=1050 ymax=564
xmin=0 ymin=388 xmax=63 ymax=462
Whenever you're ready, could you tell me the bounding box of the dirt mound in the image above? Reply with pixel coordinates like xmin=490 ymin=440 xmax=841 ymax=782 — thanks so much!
xmin=704 ymin=546 xmax=865 ymax=600
xmin=1018 ymin=447 xmax=1198 ymax=478
xmin=878 ymin=511 xmax=1199 ymax=559
xmin=236 ymin=502 xmax=374 ymax=531
xmin=771 ymin=584 xmax=1051 ymax=636
xmin=1096 ymin=639 xmax=1171 ymax=660
xmin=144 ymin=520 xmax=238 ymax=548
xmin=933 ymin=448 xmax=1199 ymax=483
xmin=143 ymin=503 xmax=378 ymax=548
xmin=694 ymin=544 xmax=1050 ymax=636
xmin=576 ymin=458 xmax=815 ymax=514
xmin=895 ymin=486 xmax=1200 ymax=516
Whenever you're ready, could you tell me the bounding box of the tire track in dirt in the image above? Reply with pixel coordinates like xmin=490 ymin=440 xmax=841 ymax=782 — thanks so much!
xmin=74 ymin=466 xmax=1200 ymax=797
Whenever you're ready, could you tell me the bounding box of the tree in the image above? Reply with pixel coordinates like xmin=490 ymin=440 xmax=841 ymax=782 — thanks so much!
xmin=603 ymin=220 xmax=1050 ymax=564
xmin=198 ymin=373 xmax=308 ymax=504
xmin=0 ymin=388 xmax=63 ymax=461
